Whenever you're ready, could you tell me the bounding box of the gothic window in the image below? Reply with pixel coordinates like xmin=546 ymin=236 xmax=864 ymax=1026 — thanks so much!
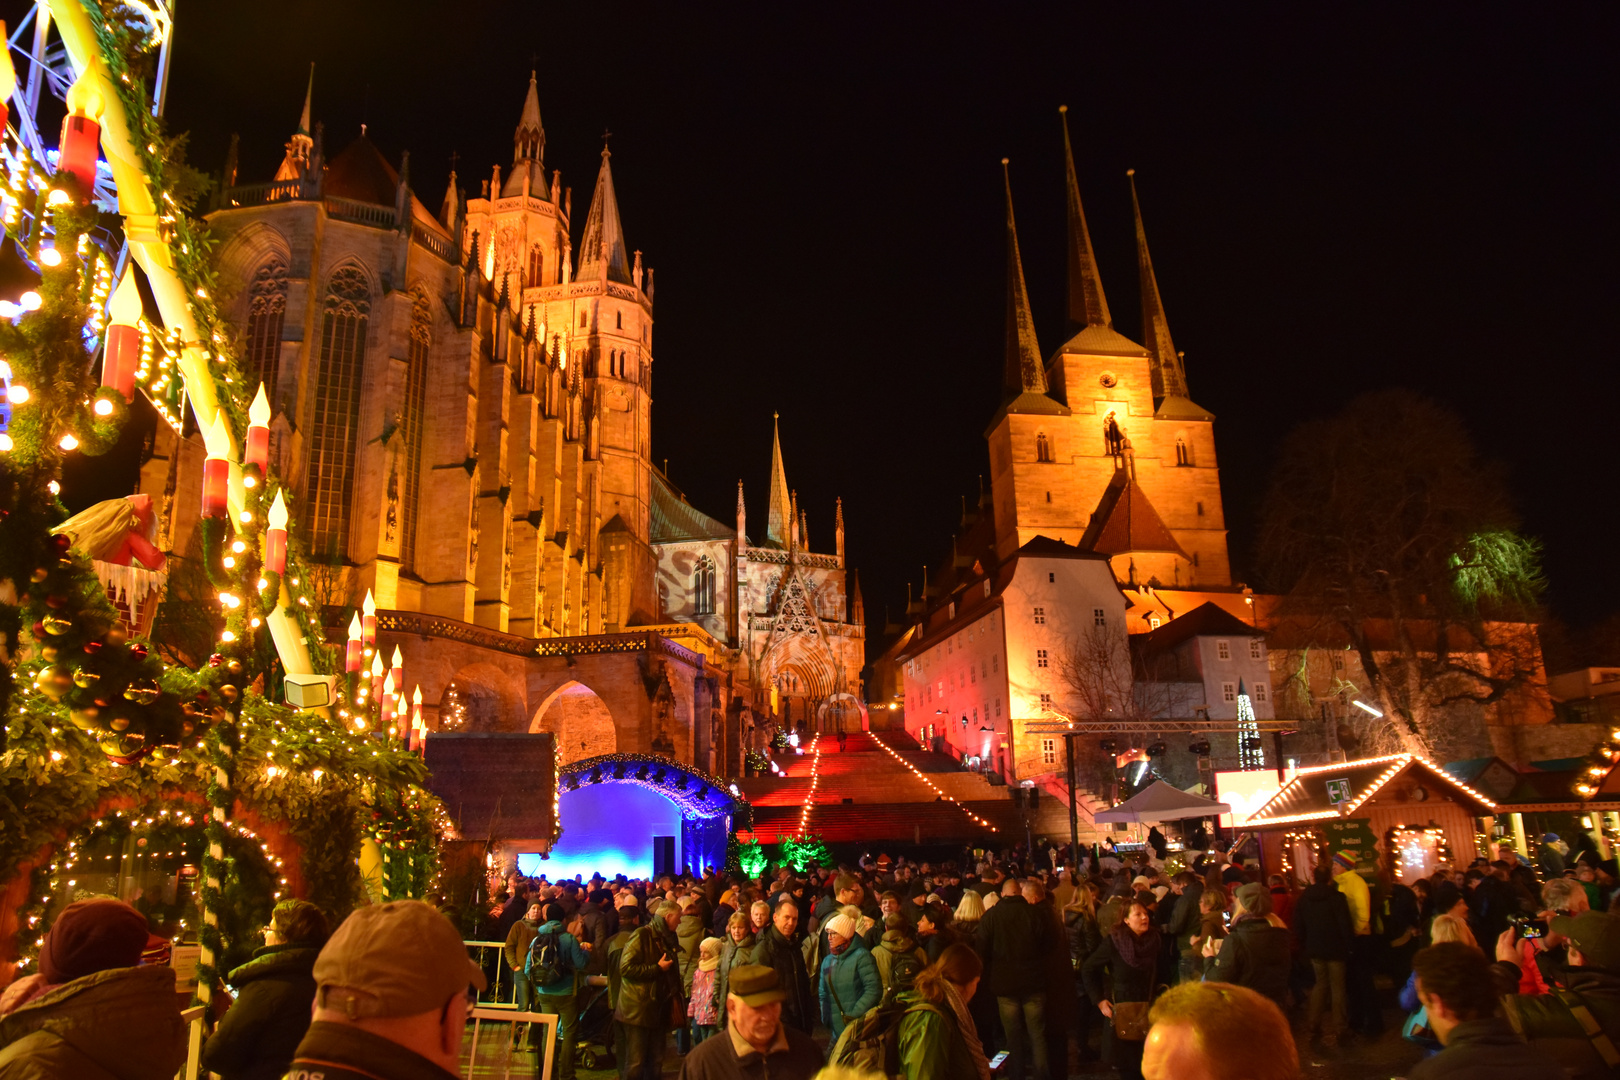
xmin=1176 ymin=434 xmax=1192 ymax=466
xmin=245 ymin=256 xmax=288 ymax=396
xmin=1036 ymin=432 xmax=1052 ymax=463
xmin=527 ymin=244 xmax=544 ymax=287
xmin=305 ymin=265 xmax=370 ymax=556
xmin=693 ymin=556 xmax=716 ymax=615
xmin=400 ymin=291 xmax=431 ymax=573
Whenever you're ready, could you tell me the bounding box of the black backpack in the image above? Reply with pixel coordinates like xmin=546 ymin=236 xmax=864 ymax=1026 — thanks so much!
xmin=886 ymin=951 xmax=925 ymax=999
xmin=831 ymin=998 xmax=944 ymax=1077
xmin=528 ymin=930 xmax=572 ymax=985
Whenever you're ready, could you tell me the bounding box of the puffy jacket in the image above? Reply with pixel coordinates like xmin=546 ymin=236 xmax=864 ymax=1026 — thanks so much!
xmin=505 ymin=917 xmax=541 ymax=972
xmin=819 ymin=939 xmax=880 ymax=1041
xmin=0 ymin=965 xmax=185 ymax=1080
xmin=1335 ymin=870 xmax=1371 ymax=935
xmin=525 ymin=920 xmax=590 ymax=996
xmin=201 ymin=944 xmax=320 ymax=1080
xmin=1165 ymin=883 xmax=1203 ymax=953
xmin=715 ymin=932 xmax=758 ymax=1009
xmin=975 ymin=894 xmax=1052 ymax=997
xmin=678 ymin=912 xmax=707 ymax=995
xmin=1408 ymin=1017 xmax=1565 ymax=1080
xmin=1206 ymin=916 xmax=1291 ymax=1011
xmin=894 ymin=990 xmax=976 ymax=1080
xmin=1501 ymin=964 xmax=1620 ymax=1080
xmin=1293 ymin=882 xmax=1353 ymax=962
xmin=756 ymin=924 xmax=815 ymax=1035
xmin=615 ymin=922 xmax=681 ymax=1028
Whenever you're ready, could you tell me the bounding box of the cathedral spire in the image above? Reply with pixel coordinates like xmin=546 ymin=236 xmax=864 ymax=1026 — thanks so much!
xmin=835 ymin=496 xmax=845 ymax=562
xmin=1128 ymin=170 xmax=1190 ymax=399
xmin=440 ymin=170 xmax=458 ymax=230
xmin=789 ymin=489 xmax=800 ymax=551
xmin=766 ymin=413 xmax=792 ymax=548
xmin=273 ymin=64 xmax=315 ymax=182
xmin=1061 ymin=105 xmax=1112 ymax=332
xmin=1001 ymin=159 xmax=1047 ymax=398
xmin=515 ymin=71 xmax=544 ymax=163
xmin=736 ymin=480 xmax=747 ymax=545
xmin=576 ymin=142 xmax=631 ymax=284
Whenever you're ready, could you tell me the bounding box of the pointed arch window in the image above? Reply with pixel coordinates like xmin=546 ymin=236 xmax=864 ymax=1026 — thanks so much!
xmin=305 ymin=265 xmax=370 ymax=558
xmin=245 ymin=256 xmax=288 ymax=396
xmin=1036 ymin=432 xmax=1053 ymax=463
xmin=694 ymin=556 xmax=716 ymax=616
xmin=401 ymin=292 xmax=432 ymax=573
xmin=1175 ymin=433 xmax=1192 ymax=466
xmin=527 ymin=244 xmax=544 ymax=288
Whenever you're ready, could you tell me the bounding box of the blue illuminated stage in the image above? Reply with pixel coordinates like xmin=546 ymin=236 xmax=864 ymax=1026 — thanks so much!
xmin=520 ymin=754 xmax=747 ymax=880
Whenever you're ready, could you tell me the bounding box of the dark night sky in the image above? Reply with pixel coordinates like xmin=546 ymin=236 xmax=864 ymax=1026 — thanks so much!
xmin=62 ymin=3 xmax=1620 ymax=648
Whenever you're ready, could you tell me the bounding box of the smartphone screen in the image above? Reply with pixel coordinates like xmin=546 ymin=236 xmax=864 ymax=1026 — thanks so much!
xmin=1519 ymin=919 xmax=1548 ymax=939
xmin=988 ymin=1052 xmax=1010 ymax=1071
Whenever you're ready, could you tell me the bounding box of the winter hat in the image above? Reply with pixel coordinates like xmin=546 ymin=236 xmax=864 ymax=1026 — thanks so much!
xmin=699 ymin=936 xmax=723 ymax=972
xmin=824 ymin=913 xmax=857 ymax=941
xmin=1131 ymin=875 xmax=1152 ymax=889
xmin=1234 ymin=882 xmax=1272 ymax=917
xmin=1331 ymin=850 xmax=1358 ymax=871
xmin=40 ymin=898 xmax=149 ymax=984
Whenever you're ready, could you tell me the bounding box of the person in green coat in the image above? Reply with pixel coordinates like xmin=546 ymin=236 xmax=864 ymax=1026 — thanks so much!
xmin=897 ymin=943 xmax=991 ymax=1080
xmin=715 ymin=911 xmax=759 ymax=1009
xmin=617 ymin=901 xmax=683 ymax=1080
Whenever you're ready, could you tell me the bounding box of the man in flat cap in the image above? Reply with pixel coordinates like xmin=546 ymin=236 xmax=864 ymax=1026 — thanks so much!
xmin=677 ymin=964 xmax=822 ymax=1080
xmin=282 ymin=900 xmax=487 ymax=1080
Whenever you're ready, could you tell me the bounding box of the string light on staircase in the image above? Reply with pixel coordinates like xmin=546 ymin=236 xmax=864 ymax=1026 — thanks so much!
xmin=797 ymin=734 xmax=822 ymax=837
xmin=870 ymin=733 xmax=996 ymax=832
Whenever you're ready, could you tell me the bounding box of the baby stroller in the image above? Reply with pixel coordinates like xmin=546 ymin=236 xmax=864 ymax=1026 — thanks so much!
xmin=573 ymin=975 xmax=616 ymax=1070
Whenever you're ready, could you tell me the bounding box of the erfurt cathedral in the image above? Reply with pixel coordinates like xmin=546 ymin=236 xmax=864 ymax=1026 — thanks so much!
xmin=138 ymin=73 xmax=865 ymax=774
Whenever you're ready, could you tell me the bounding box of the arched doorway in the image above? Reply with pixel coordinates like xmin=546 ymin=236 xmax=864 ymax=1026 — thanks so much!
xmin=530 ymin=681 xmax=618 ymax=765
xmin=441 ymin=662 xmax=523 ymax=732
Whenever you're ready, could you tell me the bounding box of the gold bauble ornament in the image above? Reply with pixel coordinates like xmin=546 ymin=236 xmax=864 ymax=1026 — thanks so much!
xmin=219 ymin=684 xmax=240 ymax=703
xmin=36 ymin=667 xmax=72 ymax=700
xmin=109 ymin=716 xmax=130 ymax=732
xmin=226 ymin=659 xmax=244 ymax=676
xmin=122 ymin=678 xmax=161 ymax=706
xmin=41 ymin=615 xmax=72 ymax=637
xmin=68 ymin=706 xmax=100 ymax=730
xmin=30 ymin=568 xmax=48 ymax=584
xmin=72 ymin=669 xmax=100 ymax=689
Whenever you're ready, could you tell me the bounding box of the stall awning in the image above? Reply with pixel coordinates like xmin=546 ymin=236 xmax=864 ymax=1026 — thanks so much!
xmin=1093 ymin=780 xmax=1231 ymax=823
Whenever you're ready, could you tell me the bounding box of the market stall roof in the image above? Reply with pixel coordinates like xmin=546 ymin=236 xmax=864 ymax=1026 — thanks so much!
xmin=1245 ymin=754 xmax=1497 ymax=827
xmin=1093 ymin=780 xmax=1231 ymax=823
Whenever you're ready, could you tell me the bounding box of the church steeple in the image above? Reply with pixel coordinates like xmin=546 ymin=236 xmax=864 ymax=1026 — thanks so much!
xmin=1002 ymin=160 xmax=1047 ymax=399
xmin=273 ymin=64 xmax=315 ymax=182
xmin=1061 ymin=106 xmax=1112 ymax=333
xmin=500 ymin=72 xmax=548 ymax=201
xmin=1128 ymin=170 xmax=1190 ymax=400
xmin=766 ymin=413 xmax=792 ymax=548
xmin=576 ymin=143 xmax=631 ymax=285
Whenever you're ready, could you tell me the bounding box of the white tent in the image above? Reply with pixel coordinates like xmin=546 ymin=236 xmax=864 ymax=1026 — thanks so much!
xmin=1093 ymin=780 xmax=1231 ymax=823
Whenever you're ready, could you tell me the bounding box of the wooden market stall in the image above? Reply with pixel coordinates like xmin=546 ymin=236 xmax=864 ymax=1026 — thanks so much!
xmin=1244 ymin=754 xmax=1497 ymax=887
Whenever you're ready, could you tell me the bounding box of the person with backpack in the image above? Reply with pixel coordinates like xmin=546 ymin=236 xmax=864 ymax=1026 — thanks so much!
xmin=872 ymin=914 xmax=929 ymax=1001
xmin=819 ymin=913 xmax=881 ymax=1046
xmin=892 ymin=943 xmax=991 ymax=1080
xmin=527 ymin=902 xmax=591 ymax=1080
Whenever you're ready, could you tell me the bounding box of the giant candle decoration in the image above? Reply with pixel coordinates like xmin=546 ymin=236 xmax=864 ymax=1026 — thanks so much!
xmin=381 ymin=671 xmax=396 ymax=738
xmin=370 ymin=653 xmax=384 ymax=709
xmin=59 ymin=68 xmax=104 ymax=198
xmin=345 ymin=612 xmax=363 ymax=673
xmin=245 ymin=384 xmax=271 ymax=472
xmin=102 ymin=266 xmax=142 ymax=400
xmin=389 ymin=646 xmax=404 ymax=704
xmin=200 ymin=412 xmax=230 ymax=519
xmin=362 ymin=589 xmax=377 ymax=647
xmin=409 ymin=686 xmax=424 ymax=752
xmin=264 ymin=490 xmax=288 ymax=574
xmin=0 ymin=30 xmax=14 ymax=176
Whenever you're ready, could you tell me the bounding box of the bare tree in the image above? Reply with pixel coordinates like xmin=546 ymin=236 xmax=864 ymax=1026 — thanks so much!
xmin=1055 ymin=620 xmax=1184 ymax=795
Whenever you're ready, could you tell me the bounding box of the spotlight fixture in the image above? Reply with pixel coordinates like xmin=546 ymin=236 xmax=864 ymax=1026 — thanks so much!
xmin=1147 ymin=741 xmax=1167 ymax=757
xmin=1188 ymin=740 xmax=1212 ymax=756
xmin=1099 ymin=739 xmax=1118 ymax=754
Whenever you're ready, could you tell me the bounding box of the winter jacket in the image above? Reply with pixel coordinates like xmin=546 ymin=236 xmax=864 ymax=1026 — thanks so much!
xmin=283 ymin=1020 xmax=459 ymax=1080
xmin=1335 ymin=870 xmax=1371 ymax=935
xmin=675 ymin=1016 xmax=825 ymax=1080
xmin=505 ymin=917 xmax=541 ymax=972
xmin=872 ymin=930 xmax=928 ymax=994
xmin=678 ymin=912 xmax=708 ymax=995
xmin=1293 ymin=882 xmax=1353 ymax=962
xmin=1165 ymin=883 xmax=1203 ymax=954
xmin=1500 ymin=963 xmax=1620 ymax=1080
xmin=1206 ymin=915 xmax=1291 ymax=1012
xmin=605 ymin=928 xmax=634 ymax=1009
xmin=616 ymin=921 xmax=681 ymax=1028
xmin=755 ymin=924 xmax=815 ymax=1035
xmin=1408 ymin=1017 xmax=1564 ymax=1080
xmin=1064 ymin=909 xmax=1101 ymax=971
xmin=576 ymin=902 xmax=612 ymax=973
xmin=895 ymin=990 xmax=977 ymax=1080
xmin=819 ymin=939 xmax=881 ymax=1041
xmin=975 ymin=894 xmax=1052 ymax=998
xmin=1081 ymin=931 xmax=1161 ymax=1006
xmin=0 ymin=964 xmax=185 ymax=1080
xmin=715 ymin=933 xmax=758 ymax=1008
xmin=201 ymin=943 xmax=320 ymax=1080
xmin=525 ymin=920 xmax=590 ymax=996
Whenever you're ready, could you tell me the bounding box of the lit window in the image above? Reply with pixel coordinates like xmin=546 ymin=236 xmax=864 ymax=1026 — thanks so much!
xmin=1033 ymin=606 xmax=1045 ymax=625
xmin=1148 ymin=614 xmax=1162 ymax=629
xmin=1250 ymin=639 xmax=1263 ymax=660
xmin=1093 ymin=608 xmax=1106 ymax=627
xmin=1254 ymin=682 xmax=1269 ymax=703
xmin=1036 ymin=649 xmax=1048 ymax=668
xmin=1042 ymin=738 xmax=1056 ymax=764
xmin=693 ymin=556 xmax=716 ymax=615
xmin=1217 ymin=640 xmax=1231 ymax=661
xmin=1222 ymin=681 xmax=1236 ymax=703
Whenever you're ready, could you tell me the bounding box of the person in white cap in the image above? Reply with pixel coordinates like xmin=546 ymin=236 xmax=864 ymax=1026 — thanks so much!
xmin=282 ymin=900 xmax=487 ymax=1080
xmin=817 ymin=912 xmax=879 ymax=1045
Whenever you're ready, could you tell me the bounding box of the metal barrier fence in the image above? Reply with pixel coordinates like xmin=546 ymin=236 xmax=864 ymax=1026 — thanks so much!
xmin=467 ymin=939 xmax=522 ymax=1010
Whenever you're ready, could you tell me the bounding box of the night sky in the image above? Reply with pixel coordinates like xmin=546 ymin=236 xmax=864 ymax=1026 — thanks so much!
xmin=60 ymin=4 xmax=1620 ymax=654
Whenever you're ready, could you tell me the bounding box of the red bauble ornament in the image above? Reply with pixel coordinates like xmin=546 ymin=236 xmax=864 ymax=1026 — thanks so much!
xmin=208 ymin=653 xmax=224 ymax=668
xmin=50 ymin=534 xmax=71 ymax=554
xmin=128 ymin=643 xmax=148 ymax=659
xmin=83 ymin=640 xmax=102 ymax=654
xmin=44 ymin=595 xmax=65 ymax=610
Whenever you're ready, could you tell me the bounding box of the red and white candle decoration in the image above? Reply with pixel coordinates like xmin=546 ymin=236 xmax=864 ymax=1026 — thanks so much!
xmin=59 ymin=68 xmax=105 ymax=198
xmin=0 ymin=24 xmax=15 ymax=137
xmin=201 ymin=411 xmax=231 ymax=519
xmin=369 ymin=653 xmax=384 ymax=708
xmin=409 ymin=686 xmax=424 ymax=752
xmin=381 ymin=671 xmax=396 ymax=737
xmin=345 ymin=612 xmax=363 ymax=674
xmin=361 ymin=589 xmax=377 ymax=647
xmin=245 ymin=384 xmax=271 ymax=473
xmin=102 ymin=266 xmax=142 ymax=400
xmin=389 ymin=646 xmax=404 ymax=703
xmin=264 ymin=490 xmax=289 ymax=575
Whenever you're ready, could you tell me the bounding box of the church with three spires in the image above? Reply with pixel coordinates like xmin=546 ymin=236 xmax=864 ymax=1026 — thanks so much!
xmin=137 ymin=73 xmax=866 ymax=776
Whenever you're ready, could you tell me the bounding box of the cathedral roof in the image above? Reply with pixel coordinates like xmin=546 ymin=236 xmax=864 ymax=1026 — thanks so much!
xmin=650 ymin=470 xmax=735 ymax=544
xmin=1153 ymin=394 xmax=1215 ymax=421
xmin=1051 ymin=323 xmax=1152 ymax=359
xmin=1080 ymin=469 xmax=1188 ymax=559
xmin=324 ymin=135 xmax=450 ymax=239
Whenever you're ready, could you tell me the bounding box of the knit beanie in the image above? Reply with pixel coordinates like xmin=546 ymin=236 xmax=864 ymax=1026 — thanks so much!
xmin=824 ymin=913 xmax=856 ymax=941
xmin=40 ymin=898 xmax=149 ymax=984
xmin=699 ymin=936 xmax=723 ymax=971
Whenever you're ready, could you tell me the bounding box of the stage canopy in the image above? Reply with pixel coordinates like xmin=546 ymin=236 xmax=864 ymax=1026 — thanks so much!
xmin=1094 ymin=780 xmax=1232 ymax=823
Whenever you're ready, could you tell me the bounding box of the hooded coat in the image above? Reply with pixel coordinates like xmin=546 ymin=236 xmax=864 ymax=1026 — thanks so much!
xmin=819 ymin=937 xmax=880 ymax=1041
xmin=0 ymin=965 xmax=185 ymax=1080
xmin=200 ymin=944 xmax=321 ymax=1080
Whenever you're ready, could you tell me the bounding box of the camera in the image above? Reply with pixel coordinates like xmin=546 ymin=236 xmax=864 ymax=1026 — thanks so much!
xmin=1508 ymin=913 xmax=1548 ymax=939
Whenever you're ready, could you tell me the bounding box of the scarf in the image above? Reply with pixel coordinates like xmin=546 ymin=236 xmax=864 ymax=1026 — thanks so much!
xmin=1110 ymin=925 xmax=1161 ymax=970
xmin=944 ymin=981 xmax=992 ymax=1080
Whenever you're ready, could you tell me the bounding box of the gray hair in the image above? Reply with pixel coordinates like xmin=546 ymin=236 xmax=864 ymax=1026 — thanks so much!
xmin=1543 ymin=877 xmax=1590 ymax=915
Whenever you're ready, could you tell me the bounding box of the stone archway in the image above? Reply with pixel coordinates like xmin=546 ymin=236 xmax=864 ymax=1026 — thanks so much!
xmin=531 ymin=681 xmax=618 ymax=766
xmin=441 ymin=662 xmax=525 ymax=732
